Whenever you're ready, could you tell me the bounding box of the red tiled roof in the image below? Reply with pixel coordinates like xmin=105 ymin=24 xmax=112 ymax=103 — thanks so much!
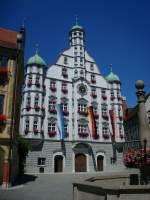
xmin=0 ymin=28 xmax=17 ymax=49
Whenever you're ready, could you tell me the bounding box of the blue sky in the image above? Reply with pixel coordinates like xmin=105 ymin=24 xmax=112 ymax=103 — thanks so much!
xmin=1 ymin=0 xmax=150 ymax=107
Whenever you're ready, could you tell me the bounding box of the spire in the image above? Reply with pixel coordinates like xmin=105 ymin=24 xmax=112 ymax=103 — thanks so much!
xmin=35 ymin=43 xmax=39 ymax=55
xmin=108 ymin=64 xmax=113 ymax=72
xmin=75 ymin=14 xmax=79 ymax=25
xmin=22 ymin=18 xmax=26 ymax=28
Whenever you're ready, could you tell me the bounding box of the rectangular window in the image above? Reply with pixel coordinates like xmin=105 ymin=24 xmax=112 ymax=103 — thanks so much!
xmin=48 ymin=123 xmax=56 ymax=131
xmin=62 ymin=103 xmax=68 ymax=111
xmin=48 ymin=100 xmax=55 ymax=110
xmin=33 ymin=118 xmax=38 ymax=129
xmin=78 ymin=104 xmax=87 ymax=112
xmin=64 ymin=124 xmax=68 ymax=133
xmin=34 ymin=95 xmax=39 ymax=106
xmin=38 ymin=157 xmax=46 ymax=165
xmin=78 ymin=124 xmax=87 ymax=133
xmin=25 ymin=118 xmax=30 ymax=129
xmin=0 ymin=95 xmax=4 ymax=114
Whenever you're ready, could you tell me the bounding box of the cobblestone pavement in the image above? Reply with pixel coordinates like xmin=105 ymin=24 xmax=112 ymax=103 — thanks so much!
xmin=0 ymin=173 xmax=98 ymax=200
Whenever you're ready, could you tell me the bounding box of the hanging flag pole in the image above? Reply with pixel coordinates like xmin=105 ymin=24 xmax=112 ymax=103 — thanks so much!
xmin=57 ymin=104 xmax=65 ymax=141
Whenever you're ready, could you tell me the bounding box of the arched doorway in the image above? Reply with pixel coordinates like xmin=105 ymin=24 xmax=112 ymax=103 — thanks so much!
xmin=97 ymin=155 xmax=104 ymax=171
xmin=54 ymin=155 xmax=63 ymax=173
xmin=75 ymin=153 xmax=86 ymax=172
xmin=0 ymin=148 xmax=4 ymax=184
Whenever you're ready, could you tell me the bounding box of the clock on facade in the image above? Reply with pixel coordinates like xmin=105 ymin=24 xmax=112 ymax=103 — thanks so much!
xmin=78 ymin=84 xmax=87 ymax=95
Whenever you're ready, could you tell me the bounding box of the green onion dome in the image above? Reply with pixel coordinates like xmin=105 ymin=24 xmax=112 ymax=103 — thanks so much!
xmin=27 ymin=53 xmax=46 ymax=66
xmin=105 ymin=71 xmax=120 ymax=83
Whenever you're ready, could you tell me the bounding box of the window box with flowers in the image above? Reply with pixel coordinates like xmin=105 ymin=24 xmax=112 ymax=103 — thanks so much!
xmin=34 ymin=105 xmax=40 ymax=111
xmin=102 ymin=95 xmax=107 ymax=100
xmin=26 ymin=106 xmax=31 ymax=111
xmin=63 ymin=110 xmax=69 ymax=116
xmin=111 ymin=96 xmax=115 ymax=101
xmin=78 ymin=132 xmax=89 ymax=138
xmin=62 ymin=88 xmax=68 ymax=94
xmin=48 ymin=131 xmax=56 ymax=137
xmin=33 ymin=128 xmax=38 ymax=134
xmin=50 ymin=86 xmax=57 ymax=92
xmin=78 ymin=110 xmax=88 ymax=117
xmin=27 ymin=80 xmax=32 ymax=87
xmin=0 ymin=114 xmax=6 ymax=125
xmin=49 ymin=109 xmax=57 ymax=114
xmin=0 ymin=67 xmax=8 ymax=76
xmin=102 ymin=133 xmax=110 ymax=139
xmin=91 ymin=93 xmax=97 ymax=98
xmin=102 ymin=114 xmax=109 ymax=120
xmin=123 ymin=148 xmax=150 ymax=168
xmin=91 ymin=79 xmax=96 ymax=84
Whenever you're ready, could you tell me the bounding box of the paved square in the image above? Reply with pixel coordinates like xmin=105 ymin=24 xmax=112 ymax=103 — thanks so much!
xmin=0 ymin=173 xmax=98 ymax=200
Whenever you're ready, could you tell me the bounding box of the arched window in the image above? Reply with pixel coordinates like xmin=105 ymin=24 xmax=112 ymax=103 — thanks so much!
xmin=97 ymin=155 xmax=104 ymax=171
xmin=54 ymin=155 xmax=63 ymax=173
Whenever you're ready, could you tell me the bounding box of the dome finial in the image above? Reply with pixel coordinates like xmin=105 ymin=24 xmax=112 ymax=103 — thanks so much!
xmin=21 ymin=17 xmax=26 ymax=28
xmin=108 ymin=64 xmax=113 ymax=72
xmin=75 ymin=14 xmax=79 ymax=25
xmin=35 ymin=43 xmax=39 ymax=54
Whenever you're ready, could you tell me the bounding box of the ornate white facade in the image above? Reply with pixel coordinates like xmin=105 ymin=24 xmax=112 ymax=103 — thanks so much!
xmin=20 ymin=23 xmax=125 ymax=173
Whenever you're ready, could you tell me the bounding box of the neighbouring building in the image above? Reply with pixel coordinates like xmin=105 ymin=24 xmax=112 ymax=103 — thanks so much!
xmin=20 ymin=22 xmax=125 ymax=174
xmin=0 ymin=27 xmax=25 ymax=187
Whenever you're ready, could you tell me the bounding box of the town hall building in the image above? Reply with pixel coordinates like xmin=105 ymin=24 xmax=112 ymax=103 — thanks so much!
xmin=20 ymin=22 xmax=125 ymax=173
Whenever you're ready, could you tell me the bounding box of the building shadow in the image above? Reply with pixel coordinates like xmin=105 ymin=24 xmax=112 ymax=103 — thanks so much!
xmin=12 ymin=174 xmax=37 ymax=186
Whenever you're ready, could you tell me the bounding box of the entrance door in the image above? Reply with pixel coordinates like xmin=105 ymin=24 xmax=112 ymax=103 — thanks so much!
xmin=54 ymin=155 xmax=63 ymax=173
xmin=97 ymin=155 xmax=104 ymax=171
xmin=75 ymin=153 xmax=86 ymax=172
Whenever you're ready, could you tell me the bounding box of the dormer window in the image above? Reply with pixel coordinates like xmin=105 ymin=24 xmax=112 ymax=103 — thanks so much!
xmin=50 ymin=81 xmax=56 ymax=91
xmin=75 ymin=57 xmax=77 ymax=62
xmin=91 ymin=88 xmax=97 ymax=98
xmin=64 ymin=57 xmax=68 ymax=65
xmin=62 ymin=67 xmax=68 ymax=78
xmin=90 ymin=63 xmax=94 ymax=71
xmin=91 ymin=74 xmax=96 ymax=84
xmin=61 ymin=82 xmax=68 ymax=94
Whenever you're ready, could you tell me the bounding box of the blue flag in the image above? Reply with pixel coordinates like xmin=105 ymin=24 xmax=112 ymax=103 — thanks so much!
xmin=57 ymin=104 xmax=65 ymax=140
